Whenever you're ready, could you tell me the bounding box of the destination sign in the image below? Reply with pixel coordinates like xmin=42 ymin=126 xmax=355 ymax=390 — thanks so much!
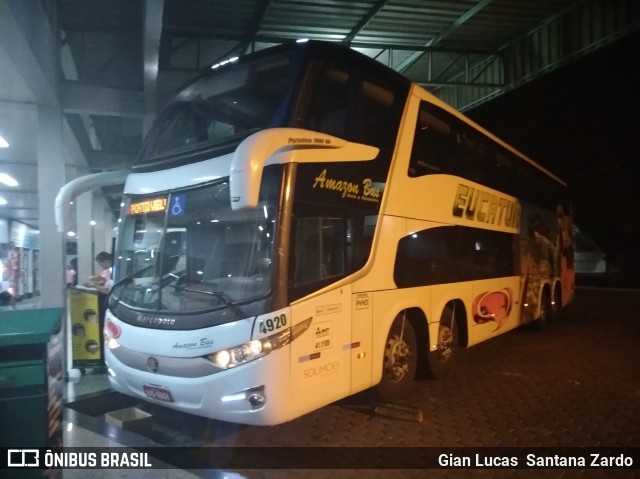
xmin=127 ymin=197 xmax=167 ymax=215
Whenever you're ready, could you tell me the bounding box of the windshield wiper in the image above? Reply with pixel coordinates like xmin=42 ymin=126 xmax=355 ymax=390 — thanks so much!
xmin=111 ymin=264 xmax=155 ymax=291
xmin=174 ymin=286 xmax=246 ymax=318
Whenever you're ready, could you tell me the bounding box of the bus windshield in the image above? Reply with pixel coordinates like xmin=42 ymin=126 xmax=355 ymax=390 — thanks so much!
xmin=111 ymin=177 xmax=279 ymax=314
xmin=138 ymin=49 xmax=296 ymax=164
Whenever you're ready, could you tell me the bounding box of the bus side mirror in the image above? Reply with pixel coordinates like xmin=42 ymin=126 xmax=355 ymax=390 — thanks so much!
xmin=55 ymin=170 xmax=128 ymax=233
xmin=229 ymin=128 xmax=379 ymax=210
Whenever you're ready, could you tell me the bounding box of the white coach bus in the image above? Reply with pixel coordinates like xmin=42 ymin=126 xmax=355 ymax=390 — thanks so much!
xmin=83 ymin=41 xmax=574 ymax=425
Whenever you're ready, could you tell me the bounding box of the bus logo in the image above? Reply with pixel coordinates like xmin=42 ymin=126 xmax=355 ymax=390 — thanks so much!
xmin=7 ymin=449 xmax=39 ymax=467
xmin=452 ymin=183 xmax=520 ymax=229
xmin=312 ymin=169 xmax=382 ymax=203
xmin=472 ymin=288 xmax=513 ymax=330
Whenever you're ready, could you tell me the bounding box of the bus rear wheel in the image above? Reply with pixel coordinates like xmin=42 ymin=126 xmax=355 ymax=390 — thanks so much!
xmin=427 ymin=306 xmax=457 ymax=379
xmin=533 ymin=288 xmax=552 ymax=330
xmin=552 ymin=283 xmax=563 ymax=321
xmin=376 ymin=314 xmax=417 ymax=404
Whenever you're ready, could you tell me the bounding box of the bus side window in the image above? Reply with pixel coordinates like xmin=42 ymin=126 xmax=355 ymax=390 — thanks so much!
xmin=394 ymin=226 xmax=518 ymax=288
xmin=360 ymin=78 xmax=402 ymax=152
xmin=289 ymin=206 xmax=376 ymax=301
xmin=393 ymin=227 xmax=458 ymax=287
xmin=350 ymin=214 xmax=376 ymax=272
xmin=293 ymin=217 xmax=346 ymax=285
xmin=408 ymin=102 xmax=495 ymax=185
xmin=308 ymin=68 xmax=352 ymax=138
xmin=409 ymin=104 xmax=454 ymax=177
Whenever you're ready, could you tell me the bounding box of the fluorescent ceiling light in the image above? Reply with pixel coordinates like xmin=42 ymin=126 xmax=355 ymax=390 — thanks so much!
xmin=0 ymin=173 xmax=19 ymax=187
xmin=0 ymin=196 xmax=7 ymax=206
xmin=0 ymin=135 xmax=8 ymax=148
xmin=211 ymin=56 xmax=239 ymax=69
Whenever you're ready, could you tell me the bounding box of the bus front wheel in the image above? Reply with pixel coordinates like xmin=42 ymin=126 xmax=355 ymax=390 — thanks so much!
xmin=376 ymin=314 xmax=417 ymax=404
xmin=427 ymin=306 xmax=457 ymax=379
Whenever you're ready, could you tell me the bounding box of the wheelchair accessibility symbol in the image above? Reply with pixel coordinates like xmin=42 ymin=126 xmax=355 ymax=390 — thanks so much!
xmin=169 ymin=194 xmax=185 ymax=216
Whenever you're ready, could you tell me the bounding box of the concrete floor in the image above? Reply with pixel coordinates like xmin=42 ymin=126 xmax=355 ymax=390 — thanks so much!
xmin=9 ymin=283 xmax=640 ymax=478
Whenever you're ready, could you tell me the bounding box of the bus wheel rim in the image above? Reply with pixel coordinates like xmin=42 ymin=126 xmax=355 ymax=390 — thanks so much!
xmin=384 ymin=335 xmax=411 ymax=383
xmin=437 ymin=325 xmax=453 ymax=363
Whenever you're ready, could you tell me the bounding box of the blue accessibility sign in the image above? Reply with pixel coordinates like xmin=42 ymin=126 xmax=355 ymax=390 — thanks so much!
xmin=169 ymin=194 xmax=186 ymax=216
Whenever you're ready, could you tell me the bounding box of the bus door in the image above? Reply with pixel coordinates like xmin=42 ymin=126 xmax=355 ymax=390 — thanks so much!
xmin=289 ymin=285 xmax=352 ymax=419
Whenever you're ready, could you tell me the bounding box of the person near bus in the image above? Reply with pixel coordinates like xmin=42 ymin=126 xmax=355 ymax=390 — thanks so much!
xmin=66 ymin=264 xmax=76 ymax=288
xmin=87 ymin=251 xmax=113 ymax=294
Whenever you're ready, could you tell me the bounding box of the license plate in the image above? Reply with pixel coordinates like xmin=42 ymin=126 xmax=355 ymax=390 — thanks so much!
xmin=143 ymin=384 xmax=174 ymax=402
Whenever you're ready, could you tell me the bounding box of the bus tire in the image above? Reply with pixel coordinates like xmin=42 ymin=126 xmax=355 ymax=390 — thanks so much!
xmin=533 ymin=288 xmax=552 ymax=330
xmin=376 ymin=313 xmax=417 ymax=404
xmin=427 ymin=305 xmax=457 ymax=379
xmin=552 ymin=283 xmax=563 ymax=321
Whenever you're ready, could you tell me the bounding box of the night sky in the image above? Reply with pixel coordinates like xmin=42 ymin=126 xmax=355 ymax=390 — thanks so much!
xmin=468 ymin=30 xmax=640 ymax=272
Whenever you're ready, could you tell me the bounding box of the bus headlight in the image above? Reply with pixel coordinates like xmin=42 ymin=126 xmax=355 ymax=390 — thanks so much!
xmin=207 ymin=317 xmax=312 ymax=369
xmin=208 ymin=329 xmax=290 ymax=369
xmin=105 ymin=336 xmax=120 ymax=350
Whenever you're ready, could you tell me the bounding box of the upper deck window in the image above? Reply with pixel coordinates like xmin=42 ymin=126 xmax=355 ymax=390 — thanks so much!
xmin=135 ymin=41 xmax=410 ymax=171
xmin=304 ymin=62 xmax=406 ymax=153
xmin=409 ymin=100 xmax=568 ymax=210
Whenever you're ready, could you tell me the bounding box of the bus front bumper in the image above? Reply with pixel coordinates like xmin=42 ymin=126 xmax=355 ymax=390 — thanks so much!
xmin=104 ymin=347 xmax=290 ymax=426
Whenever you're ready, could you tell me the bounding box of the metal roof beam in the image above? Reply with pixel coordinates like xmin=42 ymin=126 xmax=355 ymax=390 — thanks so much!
xmin=349 ymin=41 xmax=497 ymax=56
xmin=206 ymin=1 xmax=273 ymax=68
xmin=0 ymin=0 xmax=59 ymax=106
xmin=342 ymin=0 xmax=389 ymax=45
xmin=277 ymin=35 xmax=498 ymax=55
xmin=442 ymin=0 xmax=640 ymax=110
xmin=142 ymin=0 xmax=164 ymax=133
xmin=418 ymin=80 xmax=502 ymax=88
xmin=246 ymin=0 xmax=272 ymax=45
xmin=397 ymin=0 xmax=494 ymax=73
xmin=62 ymin=82 xmax=144 ymax=117
xmin=87 ymin=151 xmax=136 ymax=171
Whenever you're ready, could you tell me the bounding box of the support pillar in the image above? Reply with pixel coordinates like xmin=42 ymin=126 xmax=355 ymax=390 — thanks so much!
xmin=92 ymin=199 xmax=106 ymax=258
xmin=37 ymin=106 xmax=65 ymax=307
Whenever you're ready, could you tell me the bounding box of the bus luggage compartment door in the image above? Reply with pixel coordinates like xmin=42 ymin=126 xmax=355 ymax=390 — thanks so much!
xmin=288 ymin=286 xmax=352 ymax=418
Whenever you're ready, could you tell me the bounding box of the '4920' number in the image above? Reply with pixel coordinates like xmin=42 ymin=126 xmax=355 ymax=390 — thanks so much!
xmin=259 ymin=314 xmax=287 ymax=334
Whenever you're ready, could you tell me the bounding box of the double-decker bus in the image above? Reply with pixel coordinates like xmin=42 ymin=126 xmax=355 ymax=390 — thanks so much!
xmin=87 ymin=41 xmax=573 ymax=425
